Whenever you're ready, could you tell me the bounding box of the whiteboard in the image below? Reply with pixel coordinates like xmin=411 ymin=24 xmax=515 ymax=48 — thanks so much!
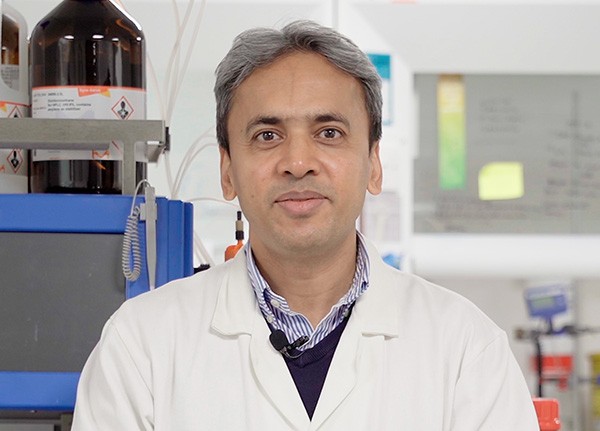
xmin=414 ymin=74 xmax=600 ymax=235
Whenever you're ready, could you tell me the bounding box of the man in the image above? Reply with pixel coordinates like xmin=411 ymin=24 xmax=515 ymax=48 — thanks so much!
xmin=72 ymin=20 xmax=538 ymax=430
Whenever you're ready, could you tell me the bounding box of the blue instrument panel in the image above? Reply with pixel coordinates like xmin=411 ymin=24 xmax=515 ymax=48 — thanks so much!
xmin=0 ymin=194 xmax=193 ymax=412
xmin=525 ymin=284 xmax=568 ymax=320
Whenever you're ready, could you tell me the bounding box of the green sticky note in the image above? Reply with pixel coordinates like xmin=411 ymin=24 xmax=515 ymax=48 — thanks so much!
xmin=478 ymin=162 xmax=524 ymax=200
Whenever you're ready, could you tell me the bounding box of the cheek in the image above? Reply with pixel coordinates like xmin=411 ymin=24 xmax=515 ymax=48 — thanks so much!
xmin=230 ymin=166 xmax=266 ymax=201
xmin=330 ymin=155 xmax=371 ymax=186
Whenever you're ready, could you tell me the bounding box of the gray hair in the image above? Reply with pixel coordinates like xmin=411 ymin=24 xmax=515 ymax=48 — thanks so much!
xmin=214 ymin=20 xmax=382 ymax=153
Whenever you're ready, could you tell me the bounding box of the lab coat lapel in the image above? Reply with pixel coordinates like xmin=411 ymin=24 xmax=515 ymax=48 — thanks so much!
xmin=310 ymin=236 xmax=402 ymax=429
xmin=250 ymin=314 xmax=311 ymax=430
xmin=211 ymin=250 xmax=309 ymax=430
xmin=309 ymin=311 xmax=360 ymax=430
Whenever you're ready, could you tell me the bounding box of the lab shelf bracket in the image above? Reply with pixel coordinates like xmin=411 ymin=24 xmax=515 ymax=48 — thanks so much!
xmin=0 ymin=118 xmax=167 ymax=195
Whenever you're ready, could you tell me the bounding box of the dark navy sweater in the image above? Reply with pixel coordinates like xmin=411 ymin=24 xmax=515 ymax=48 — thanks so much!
xmin=282 ymin=314 xmax=351 ymax=420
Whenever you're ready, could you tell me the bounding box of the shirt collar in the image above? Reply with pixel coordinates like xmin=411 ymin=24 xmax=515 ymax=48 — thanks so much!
xmin=211 ymin=233 xmax=401 ymax=340
xmin=245 ymin=232 xmax=370 ymax=333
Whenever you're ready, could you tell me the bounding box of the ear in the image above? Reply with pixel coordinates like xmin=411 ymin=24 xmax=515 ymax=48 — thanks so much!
xmin=367 ymin=141 xmax=383 ymax=195
xmin=219 ymin=147 xmax=237 ymax=201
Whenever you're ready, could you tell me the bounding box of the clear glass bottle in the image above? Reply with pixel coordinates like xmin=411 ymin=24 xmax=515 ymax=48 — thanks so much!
xmin=30 ymin=0 xmax=146 ymax=194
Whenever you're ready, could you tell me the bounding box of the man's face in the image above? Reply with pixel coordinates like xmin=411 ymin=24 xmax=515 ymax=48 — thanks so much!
xmin=220 ymin=51 xmax=382 ymax=257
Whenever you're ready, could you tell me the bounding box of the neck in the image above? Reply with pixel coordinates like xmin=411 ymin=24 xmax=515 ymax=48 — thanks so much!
xmin=251 ymin=234 xmax=358 ymax=328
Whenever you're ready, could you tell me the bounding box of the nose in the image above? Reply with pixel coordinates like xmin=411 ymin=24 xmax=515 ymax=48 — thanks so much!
xmin=276 ymin=134 xmax=320 ymax=179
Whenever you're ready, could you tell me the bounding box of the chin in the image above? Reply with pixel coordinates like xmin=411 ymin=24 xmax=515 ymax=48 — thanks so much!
xmin=274 ymin=229 xmax=339 ymax=256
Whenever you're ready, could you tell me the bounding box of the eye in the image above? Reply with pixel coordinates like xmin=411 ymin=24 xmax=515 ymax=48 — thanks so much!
xmin=255 ymin=130 xmax=280 ymax=142
xmin=319 ymin=128 xmax=342 ymax=140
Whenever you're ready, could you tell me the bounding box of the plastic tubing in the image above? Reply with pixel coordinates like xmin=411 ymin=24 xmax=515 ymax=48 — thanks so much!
xmin=168 ymin=0 xmax=208 ymax=123
xmin=165 ymin=0 xmax=195 ymax=124
xmin=172 ymin=140 xmax=217 ymax=199
xmin=193 ymin=231 xmax=214 ymax=267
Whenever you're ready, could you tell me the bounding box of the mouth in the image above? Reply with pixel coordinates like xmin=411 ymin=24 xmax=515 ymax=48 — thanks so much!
xmin=274 ymin=191 xmax=327 ymax=216
xmin=275 ymin=190 xmax=326 ymax=203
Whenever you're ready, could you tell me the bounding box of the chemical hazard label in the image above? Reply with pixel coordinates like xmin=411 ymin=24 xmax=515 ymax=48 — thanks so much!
xmin=0 ymin=101 xmax=30 ymax=178
xmin=112 ymin=96 xmax=134 ymax=120
xmin=31 ymin=85 xmax=146 ymax=162
xmin=6 ymin=149 xmax=24 ymax=173
xmin=8 ymin=105 xmax=24 ymax=118
xmin=0 ymin=101 xmax=30 ymax=118
xmin=0 ymin=148 xmax=27 ymax=176
xmin=32 ymin=85 xmax=145 ymax=119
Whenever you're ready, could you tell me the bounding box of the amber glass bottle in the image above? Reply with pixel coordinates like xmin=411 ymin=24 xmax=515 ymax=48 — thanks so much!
xmin=1 ymin=3 xmax=29 ymax=193
xmin=30 ymin=0 xmax=146 ymax=194
xmin=1 ymin=12 xmax=18 ymax=67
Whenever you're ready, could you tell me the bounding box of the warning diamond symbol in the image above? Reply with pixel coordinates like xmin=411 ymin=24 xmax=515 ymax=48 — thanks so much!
xmin=112 ymin=96 xmax=134 ymax=120
xmin=8 ymin=106 xmax=23 ymax=118
xmin=7 ymin=149 xmax=24 ymax=173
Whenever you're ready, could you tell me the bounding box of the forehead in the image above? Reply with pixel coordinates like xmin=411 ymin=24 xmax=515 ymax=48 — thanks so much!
xmin=229 ymin=51 xmax=368 ymax=121
xmin=242 ymin=51 xmax=354 ymax=84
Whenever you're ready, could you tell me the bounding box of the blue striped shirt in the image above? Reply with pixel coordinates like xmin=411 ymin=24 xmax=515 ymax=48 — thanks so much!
xmin=245 ymin=232 xmax=370 ymax=350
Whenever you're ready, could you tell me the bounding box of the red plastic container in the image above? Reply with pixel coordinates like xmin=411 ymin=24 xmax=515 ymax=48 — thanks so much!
xmin=533 ymin=398 xmax=560 ymax=430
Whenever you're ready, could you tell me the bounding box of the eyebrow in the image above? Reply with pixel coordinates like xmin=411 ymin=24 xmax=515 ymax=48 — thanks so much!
xmin=245 ymin=112 xmax=351 ymax=135
xmin=313 ymin=112 xmax=350 ymax=129
xmin=245 ymin=116 xmax=281 ymax=135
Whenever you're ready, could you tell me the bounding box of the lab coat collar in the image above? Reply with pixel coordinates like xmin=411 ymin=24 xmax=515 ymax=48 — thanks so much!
xmin=210 ymin=235 xmax=403 ymax=430
xmin=353 ymin=236 xmax=402 ymax=338
xmin=210 ymin=250 xmax=257 ymax=336
xmin=210 ymin=234 xmax=402 ymax=340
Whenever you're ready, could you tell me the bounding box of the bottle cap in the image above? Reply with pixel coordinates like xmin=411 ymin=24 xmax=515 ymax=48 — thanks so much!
xmin=533 ymin=398 xmax=560 ymax=430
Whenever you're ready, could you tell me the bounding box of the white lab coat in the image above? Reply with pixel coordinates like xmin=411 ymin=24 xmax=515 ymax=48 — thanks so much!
xmin=72 ymin=239 xmax=539 ymax=430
